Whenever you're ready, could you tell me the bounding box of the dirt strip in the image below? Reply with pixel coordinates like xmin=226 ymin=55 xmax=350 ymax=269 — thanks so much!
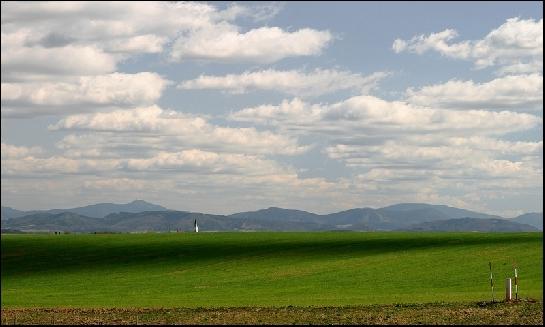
xmin=1 ymin=300 xmax=543 ymax=325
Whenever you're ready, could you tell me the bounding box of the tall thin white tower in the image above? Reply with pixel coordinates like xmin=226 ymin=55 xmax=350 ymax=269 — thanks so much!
xmin=194 ymin=219 xmax=199 ymax=233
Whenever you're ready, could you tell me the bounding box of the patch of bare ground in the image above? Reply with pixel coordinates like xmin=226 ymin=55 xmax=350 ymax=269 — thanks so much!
xmin=1 ymin=300 xmax=542 ymax=325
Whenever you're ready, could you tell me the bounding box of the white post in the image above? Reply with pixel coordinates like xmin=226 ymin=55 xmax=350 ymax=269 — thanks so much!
xmin=505 ymin=278 xmax=512 ymax=301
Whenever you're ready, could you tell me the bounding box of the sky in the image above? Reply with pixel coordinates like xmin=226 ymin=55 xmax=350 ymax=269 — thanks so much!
xmin=1 ymin=1 xmax=543 ymax=217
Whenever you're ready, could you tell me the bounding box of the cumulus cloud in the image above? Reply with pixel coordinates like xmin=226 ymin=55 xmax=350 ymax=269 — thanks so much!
xmin=178 ymin=69 xmax=389 ymax=96
xmin=1 ymin=153 xmax=120 ymax=177
xmin=0 ymin=2 xmax=216 ymax=81
xmin=1 ymin=45 xmax=117 ymax=81
xmin=1 ymin=139 xmax=352 ymax=215
xmin=229 ymin=95 xmax=542 ymax=212
xmin=326 ymin=137 xmax=542 ymax=172
xmin=1 ymin=142 xmax=43 ymax=159
xmin=50 ymin=105 xmax=307 ymax=156
xmin=1 ymin=1 xmax=332 ymax=118
xmin=405 ymin=74 xmax=543 ymax=111
xmin=170 ymin=25 xmax=332 ymax=63
xmin=1 ymin=144 xmax=121 ymax=178
xmin=1 ymin=72 xmax=169 ymax=117
xmin=1 ymin=1 xmax=331 ymax=75
xmin=230 ymin=95 xmax=541 ymax=136
xmin=393 ymin=17 xmax=543 ymax=74
xmin=125 ymin=150 xmax=290 ymax=176
xmin=1 ymin=147 xmax=290 ymax=178
xmin=1 ymin=2 xmax=216 ymax=54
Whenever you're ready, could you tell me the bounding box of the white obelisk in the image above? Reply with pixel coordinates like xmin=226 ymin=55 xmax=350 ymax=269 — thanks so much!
xmin=194 ymin=219 xmax=199 ymax=233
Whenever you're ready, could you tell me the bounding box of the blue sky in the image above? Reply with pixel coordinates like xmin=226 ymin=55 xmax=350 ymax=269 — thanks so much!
xmin=1 ymin=1 xmax=542 ymax=216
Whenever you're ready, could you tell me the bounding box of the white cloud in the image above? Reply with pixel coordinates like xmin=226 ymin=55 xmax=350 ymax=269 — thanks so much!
xmin=2 ymin=72 xmax=169 ymax=117
xmin=229 ymin=95 xmax=543 ymax=213
xmin=1 ymin=135 xmax=301 ymax=184
xmin=1 ymin=140 xmax=355 ymax=215
xmin=0 ymin=2 xmax=217 ymax=81
xmin=393 ymin=29 xmax=471 ymax=58
xmin=1 ymin=142 xmax=43 ymax=159
xmin=1 ymin=1 xmax=327 ymax=81
xmin=170 ymin=25 xmax=332 ymax=63
xmin=125 ymin=149 xmax=290 ymax=177
xmin=50 ymin=105 xmax=307 ymax=156
xmin=405 ymin=74 xmax=543 ymax=111
xmin=230 ymin=95 xmax=541 ymax=136
xmin=1 ymin=148 xmax=290 ymax=178
xmin=104 ymin=34 xmax=167 ymax=54
xmin=393 ymin=17 xmax=543 ymax=74
xmin=1 ymin=45 xmax=117 ymax=81
xmin=178 ymin=69 xmax=389 ymax=96
xmin=1 ymin=153 xmax=120 ymax=176
xmin=1 ymin=1 xmax=332 ymax=118
xmin=326 ymin=137 xmax=542 ymax=171
xmin=1 ymin=169 xmax=356 ymax=215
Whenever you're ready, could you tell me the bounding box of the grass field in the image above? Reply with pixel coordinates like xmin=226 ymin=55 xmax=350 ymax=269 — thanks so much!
xmin=1 ymin=232 xmax=543 ymax=308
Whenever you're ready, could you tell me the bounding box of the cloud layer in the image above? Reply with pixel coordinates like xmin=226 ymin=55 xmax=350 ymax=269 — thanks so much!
xmin=2 ymin=73 xmax=168 ymax=117
xmin=230 ymin=95 xmax=541 ymax=136
xmin=178 ymin=69 xmax=389 ymax=96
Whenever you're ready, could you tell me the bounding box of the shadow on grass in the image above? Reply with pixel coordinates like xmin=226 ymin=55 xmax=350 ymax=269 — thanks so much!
xmin=1 ymin=232 xmax=541 ymax=277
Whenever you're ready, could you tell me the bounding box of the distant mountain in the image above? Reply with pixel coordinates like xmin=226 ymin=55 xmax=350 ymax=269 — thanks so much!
xmin=1 ymin=206 xmax=28 ymax=220
xmin=1 ymin=200 xmax=168 ymax=219
xmin=104 ymin=211 xmax=236 ymax=232
xmin=378 ymin=203 xmax=500 ymax=228
xmin=2 ymin=202 xmax=542 ymax=233
xmin=319 ymin=208 xmax=387 ymax=230
xmin=230 ymin=207 xmax=320 ymax=222
xmin=231 ymin=203 xmax=506 ymax=231
xmin=4 ymin=212 xmax=106 ymax=232
xmin=405 ymin=218 xmax=539 ymax=232
xmin=3 ymin=210 xmax=329 ymax=232
xmin=511 ymin=213 xmax=543 ymax=230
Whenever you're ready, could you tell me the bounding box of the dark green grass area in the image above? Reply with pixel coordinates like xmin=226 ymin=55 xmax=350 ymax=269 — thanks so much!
xmin=1 ymin=232 xmax=543 ymax=308
xmin=1 ymin=301 xmax=543 ymax=325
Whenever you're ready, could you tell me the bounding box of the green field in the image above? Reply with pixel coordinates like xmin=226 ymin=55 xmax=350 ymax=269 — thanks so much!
xmin=1 ymin=232 xmax=543 ymax=308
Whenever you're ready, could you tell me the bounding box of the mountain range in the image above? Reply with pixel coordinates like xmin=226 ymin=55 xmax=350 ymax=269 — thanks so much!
xmin=1 ymin=200 xmax=167 ymax=219
xmin=1 ymin=201 xmax=542 ymax=232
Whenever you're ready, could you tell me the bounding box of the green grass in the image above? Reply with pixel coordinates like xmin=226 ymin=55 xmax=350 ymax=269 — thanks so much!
xmin=1 ymin=232 xmax=543 ymax=308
